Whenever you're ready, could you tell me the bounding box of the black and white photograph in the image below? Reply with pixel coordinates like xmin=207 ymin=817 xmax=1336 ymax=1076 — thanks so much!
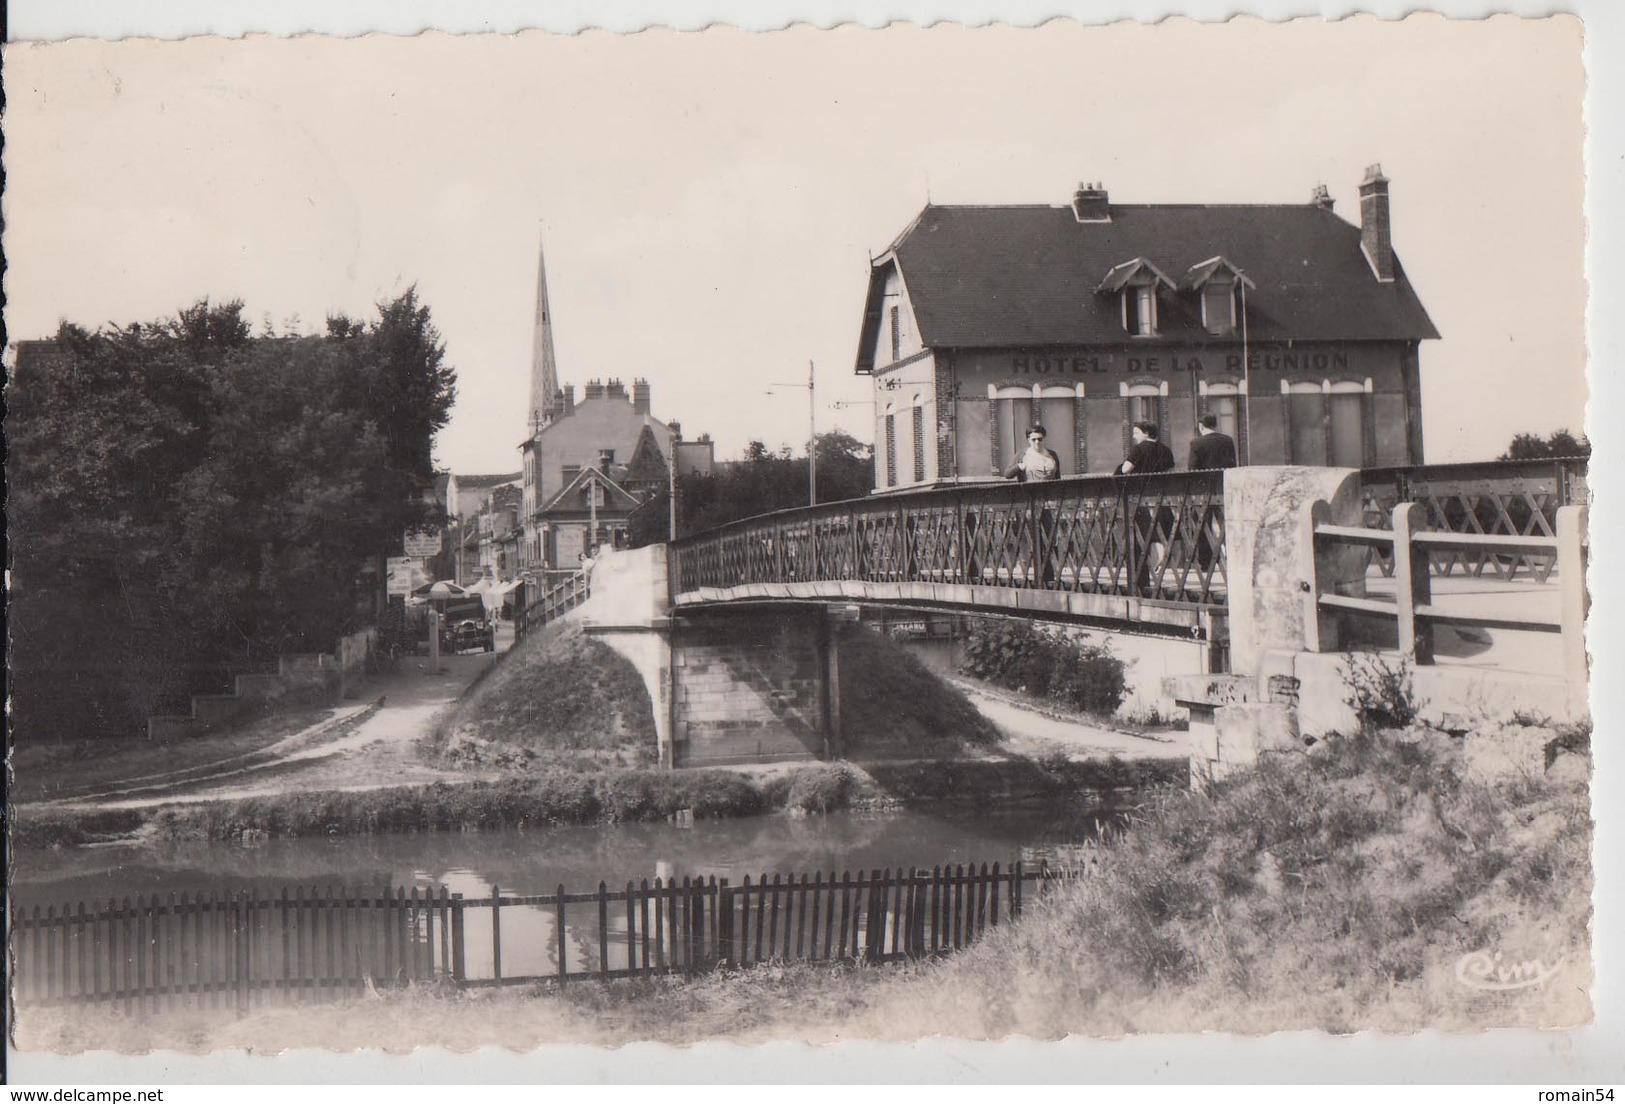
xmin=3 ymin=3 xmax=1616 ymax=1087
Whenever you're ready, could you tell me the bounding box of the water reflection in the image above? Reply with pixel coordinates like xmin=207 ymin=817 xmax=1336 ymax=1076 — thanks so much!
xmin=13 ymin=801 xmax=1110 ymax=906
xmin=12 ymin=802 xmax=1117 ymax=987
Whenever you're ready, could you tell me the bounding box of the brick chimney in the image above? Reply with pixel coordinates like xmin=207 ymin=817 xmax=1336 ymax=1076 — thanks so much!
xmin=584 ymin=378 xmax=605 ymax=401
xmin=1311 ymin=183 xmax=1335 ymax=212
xmin=557 ymin=385 xmax=576 ymax=417
xmin=632 ymin=378 xmax=651 ymax=414
xmin=598 ymin=448 xmax=614 ymax=474
xmin=668 ymin=419 xmax=682 ymax=441
xmin=605 ymin=378 xmax=627 ymax=401
xmin=1358 ymin=164 xmax=1394 ymax=283
xmin=1071 ymin=181 xmax=1110 ymax=223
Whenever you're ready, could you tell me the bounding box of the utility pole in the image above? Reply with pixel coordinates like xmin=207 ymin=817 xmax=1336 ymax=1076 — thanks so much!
xmin=767 ymin=362 xmax=819 ymax=507
xmin=1240 ymin=277 xmax=1252 ymax=466
xmin=807 ymin=359 xmax=817 ymax=507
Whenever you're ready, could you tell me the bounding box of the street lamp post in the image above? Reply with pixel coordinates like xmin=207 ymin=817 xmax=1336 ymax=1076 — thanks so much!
xmin=807 ymin=359 xmax=817 ymax=507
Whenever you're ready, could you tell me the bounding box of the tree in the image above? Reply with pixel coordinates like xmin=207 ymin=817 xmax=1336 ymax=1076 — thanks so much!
xmin=327 ymin=286 xmax=457 ymax=535
xmin=627 ymin=430 xmax=875 ymax=546
xmin=812 ymin=428 xmax=875 ymax=503
xmin=8 ymin=302 xmax=252 ymax=737
xmin=7 ymin=292 xmax=459 ymax=739
xmin=1501 ymin=428 xmax=1590 ymax=461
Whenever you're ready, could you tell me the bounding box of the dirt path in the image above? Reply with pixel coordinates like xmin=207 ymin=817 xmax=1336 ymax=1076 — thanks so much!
xmin=949 ymin=679 xmax=1187 ymax=760
xmin=34 ymin=637 xmax=513 ymax=811
xmin=26 ymin=625 xmax=1181 ymax=813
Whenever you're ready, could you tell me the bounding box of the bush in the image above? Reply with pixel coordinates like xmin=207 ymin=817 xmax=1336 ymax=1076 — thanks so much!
xmin=1342 ymin=654 xmax=1425 ymax=733
xmin=959 ymin=618 xmax=1126 ymax=716
xmin=781 ymin=764 xmax=860 ymax=813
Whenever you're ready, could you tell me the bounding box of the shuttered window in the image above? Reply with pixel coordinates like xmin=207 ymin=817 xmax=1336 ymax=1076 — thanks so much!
xmin=911 ymin=403 xmax=926 ymax=482
xmin=885 ymin=411 xmax=898 ymax=487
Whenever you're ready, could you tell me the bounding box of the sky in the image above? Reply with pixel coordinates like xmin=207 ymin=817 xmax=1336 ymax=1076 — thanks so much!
xmin=2 ymin=16 xmax=1588 ymax=474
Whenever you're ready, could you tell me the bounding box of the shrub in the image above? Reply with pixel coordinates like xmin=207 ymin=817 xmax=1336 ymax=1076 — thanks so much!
xmin=959 ymin=618 xmax=1126 ymax=716
xmin=1342 ymin=653 xmax=1425 ymax=733
xmin=1544 ymin=717 xmax=1592 ymax=768
xmin=782 ymin=764 xmax=860 ymax=813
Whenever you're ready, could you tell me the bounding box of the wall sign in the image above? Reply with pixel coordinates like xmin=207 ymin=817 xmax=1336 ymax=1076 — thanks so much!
xmin=1006 ymin=348 xmax=1354 ymax=375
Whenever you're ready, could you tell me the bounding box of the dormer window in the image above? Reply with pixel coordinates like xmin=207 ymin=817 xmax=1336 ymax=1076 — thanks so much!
xmin=1201 ymin=281 xmax=1236 ymax=335
xmin=1124 ymin=283 xmax=1158 ymax=336
xmin=1097 ymin=258 xmax=1176 ymax=339
xmin=1182 ymin=256 xmax=1256 ymax=338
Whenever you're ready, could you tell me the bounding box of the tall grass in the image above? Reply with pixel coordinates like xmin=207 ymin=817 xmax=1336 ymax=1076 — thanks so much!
xmin=895 ymin=728 xmax=1593 ymax=1035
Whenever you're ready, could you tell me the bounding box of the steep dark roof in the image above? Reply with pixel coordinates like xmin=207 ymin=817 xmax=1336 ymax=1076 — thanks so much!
xmin=455 ymin=472 xmax=522 ymax=489
xmin=539 ymin=465 xmax=642 ymax=516
xmin=857 ymin=203 xmax=1438 ymax=370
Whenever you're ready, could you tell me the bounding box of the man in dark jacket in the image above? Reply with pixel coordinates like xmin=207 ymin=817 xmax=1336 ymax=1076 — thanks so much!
xmin=1188 ymin=413 xmax=1238 ymax=470
xmin=1187 ymin=415 xmax=1236 ymax=574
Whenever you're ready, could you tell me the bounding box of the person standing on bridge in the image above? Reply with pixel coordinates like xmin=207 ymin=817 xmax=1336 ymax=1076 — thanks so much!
xmin=1003 ymin=423 xmax=1062 ymax=483
xmin=1117 ymin=421 xmax=1175 ymax=592
xmin=1188 ymin=413 xmax=1236 ymax=574
xmin=1117 ymin=421 xmax=1175 ymax=476
xmin=1003 ymin=424 xmax=1061 ymax=586
xmin=1188 ymin=413 xmax=1238 ymax=471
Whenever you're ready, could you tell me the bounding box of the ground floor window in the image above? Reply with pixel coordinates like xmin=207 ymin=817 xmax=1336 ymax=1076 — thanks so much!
xmin=1287 ymin=382 xmax=1325 ymax=465
xmin=991 ymin=387 xmax=1034 ymax=471
xmin=1203 ymin=384 xmax=1246 ymax=463
xmin=1036 ymin=387 xmax=1078 ymax=476
xmin=1206 ymin=392 xmax=1240 ymax=440
xmin=1121 ymin=383 xmax=1165 ymax=458
xmin=1328 ymin=382 xmax=1367 ymax=468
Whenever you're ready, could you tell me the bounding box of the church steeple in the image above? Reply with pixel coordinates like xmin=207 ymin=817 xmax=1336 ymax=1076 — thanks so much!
xmin=528 ymin=233 xmax=561 ymax=434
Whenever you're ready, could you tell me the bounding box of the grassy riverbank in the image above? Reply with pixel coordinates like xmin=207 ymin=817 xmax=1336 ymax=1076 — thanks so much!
xmin=434 ymin=619 xmax=658 ymax=768
xmin=13 ymin=755 xmax=1179 ymax=848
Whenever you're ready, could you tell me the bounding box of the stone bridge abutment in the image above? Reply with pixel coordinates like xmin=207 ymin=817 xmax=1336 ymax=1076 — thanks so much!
xmin=568 ymin=547 xmax=845 ymax=768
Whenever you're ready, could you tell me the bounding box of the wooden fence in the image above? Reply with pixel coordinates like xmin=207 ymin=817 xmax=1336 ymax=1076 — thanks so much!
xmin=12 ymin=861 xmax=1079 ymax=1013
xmin=1310 ymin=499 xmax=1588 ymax=686
xmin=10 ymin=886 xmax=456 ymax=1015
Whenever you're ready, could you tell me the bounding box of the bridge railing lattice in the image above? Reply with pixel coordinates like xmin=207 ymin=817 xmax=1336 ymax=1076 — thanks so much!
xmin=669 ymin=470 xmax=1229 ymax=608
xmin=1358 ymin=456 xmax=1589 ymax=581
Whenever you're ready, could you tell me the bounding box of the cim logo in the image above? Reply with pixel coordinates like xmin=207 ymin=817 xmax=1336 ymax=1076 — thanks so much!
xmin=1454 ymin=949 xmax=1565 ymax=992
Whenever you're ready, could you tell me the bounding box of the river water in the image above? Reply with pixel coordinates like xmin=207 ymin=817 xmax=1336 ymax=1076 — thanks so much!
xmin=12 ymin=802 xmax=1113 ymax=984
xmin=10 ymin=801 xmax=1110 ymax=911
